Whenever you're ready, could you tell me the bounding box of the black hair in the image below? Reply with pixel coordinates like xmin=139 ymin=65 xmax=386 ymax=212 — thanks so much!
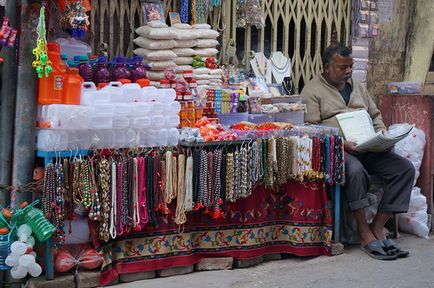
xmin=322 ymin=43 xmax=352 ymax=66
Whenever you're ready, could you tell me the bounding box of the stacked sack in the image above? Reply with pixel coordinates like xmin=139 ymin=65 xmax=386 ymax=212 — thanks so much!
xmin=133 ymin=21 xmax=177 ymax=83
xmin=134 ymin=22 xmax=221 ymax=86
xmin=389 ymin=124 xmax=429 ymax=239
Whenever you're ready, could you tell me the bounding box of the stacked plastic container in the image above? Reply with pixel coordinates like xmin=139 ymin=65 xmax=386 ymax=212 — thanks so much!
xmin=37 ymin=83 xmax=180 ymax=151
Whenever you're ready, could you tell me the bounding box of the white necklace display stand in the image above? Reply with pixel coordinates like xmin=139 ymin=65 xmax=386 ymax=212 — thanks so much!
xmin=250 ymin=52 xmax=272 ymax=84
xmin=270 ymin=51 xmax=291 ymax=84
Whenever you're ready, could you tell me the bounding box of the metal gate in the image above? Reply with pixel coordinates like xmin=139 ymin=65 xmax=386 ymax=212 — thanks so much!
xmin=89 ymin=0 xmax=352 ymax=92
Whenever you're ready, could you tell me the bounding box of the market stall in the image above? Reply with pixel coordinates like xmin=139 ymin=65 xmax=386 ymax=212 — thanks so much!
xmin=0 ymin=0 xmax=346 ymax=286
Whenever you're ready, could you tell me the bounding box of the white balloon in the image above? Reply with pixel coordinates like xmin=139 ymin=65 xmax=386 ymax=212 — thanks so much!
xmin=26 ymin=236 xmax=36 ymax=248
xmin=30 ymin=252 xmax=37 ymax=258
xmin=10 ymin=265 xmax=27 ymax=279
xmin=28 ymin=263 xmax=42 ymax=277
xmin=5 ymin=255 xmax=19 ymax=267
xmin=17 ymin=224 xmax=32 ymax=242
xmin=10 ymin=241 xmax=27 ymax=256
xmin=18 ymin=254 xmax=35 ymax=268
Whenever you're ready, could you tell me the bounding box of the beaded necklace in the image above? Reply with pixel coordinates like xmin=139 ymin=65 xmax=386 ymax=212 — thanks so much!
xmin=175 ymin=154 xmax=187 ymax=225
xmin=164 ymin=151 xmax=174 ymax=204
xmin=109 ymin=161 xmax=117 ymax=239
xmin=239 ymin=146 xmax=249 ymax=198
xmin=88 ymin=160 xmax=101 ymax=221
xmin=146 ymin=155 xmax=156 ymax=225
xmin=63 ymin=158 xmax=74 ymax=221
xmin=180 ymin=0 xmax=189 ymax=23
xmin=225 ymin=153 xmax=234 ymax=202
xmin=54 ymin=161 xmax=65 ymax=247
xmin=196 ymin=150 xmax=208 ymax=209
xmin=333 ymin=136 xmax=345 ymax=184
xmin=132 ymin=158 xmax=140 ymax=228
xmin=116 ymin=161 xmax=124 ymax=235
xmin=137 ymin=156 xmax=149 ymax=225
xmin=184 ymin=155 xmax=194 ymax=211
xmin=232 ymin=149 xmax=240 ymax=201
xmin=206 ymin=151 xmax=214 ymax=209
xmin=255 ymin=56 xmax=268 ymax=77
xmin=172 ymin=155 xmax=178 ymax=201
xmin=43 ymin=163 xmax=55 ymax=220
xmin=212 ymin=150 xmax=222 ymax=209
xmin=98 ymin=159 xmax=111 ymax=242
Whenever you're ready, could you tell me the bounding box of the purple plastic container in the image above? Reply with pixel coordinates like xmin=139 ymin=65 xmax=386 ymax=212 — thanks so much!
xmin=128 ymin=56 xmax=147 ymax=82
xmin=77 ymin=55 xmax=94 ymax=82
xmin=94 ymin=56 xmax=111 ymax=84
xmin=111 ymin=56 xmax=131 ymax=81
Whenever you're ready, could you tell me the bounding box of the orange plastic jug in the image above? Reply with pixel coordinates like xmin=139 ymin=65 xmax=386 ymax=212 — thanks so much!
xmin=38 ymin=42 xmax=67 ymax=105
xmin=63 ymin=68 xmax=83 ymax=105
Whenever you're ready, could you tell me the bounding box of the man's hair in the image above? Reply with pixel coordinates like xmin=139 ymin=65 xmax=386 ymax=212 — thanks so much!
xmin=322 ymin=43 xmax=352 ymax=66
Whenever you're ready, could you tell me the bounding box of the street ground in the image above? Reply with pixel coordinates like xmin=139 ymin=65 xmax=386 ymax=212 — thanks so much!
xmin=120 ymin=233 xmax=434 ymax=288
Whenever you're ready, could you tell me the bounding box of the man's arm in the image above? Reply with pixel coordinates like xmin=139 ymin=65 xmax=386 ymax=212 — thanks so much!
xmin=301 ymin=88 xmax=322 ymax=124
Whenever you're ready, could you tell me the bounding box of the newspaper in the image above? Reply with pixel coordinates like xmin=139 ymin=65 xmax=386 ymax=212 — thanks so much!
xmin=336 ymin=110 xmax=414 ymax=152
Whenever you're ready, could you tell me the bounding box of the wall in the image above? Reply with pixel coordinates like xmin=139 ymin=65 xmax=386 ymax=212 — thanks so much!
xmin=364 ymin=0 xmax=411 ymax=102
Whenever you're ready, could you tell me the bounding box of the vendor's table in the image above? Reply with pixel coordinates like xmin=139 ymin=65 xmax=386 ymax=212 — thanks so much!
xmin=96 ymin=181 xmax=333 ymax=286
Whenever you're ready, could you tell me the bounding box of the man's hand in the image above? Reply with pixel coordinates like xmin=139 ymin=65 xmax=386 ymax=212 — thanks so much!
xmin=344 ymin=141 xmax=363 ymax=155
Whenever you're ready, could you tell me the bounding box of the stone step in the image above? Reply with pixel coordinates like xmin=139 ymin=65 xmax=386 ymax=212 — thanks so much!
xmin=157 ymin=265 xmax=194 ymax=277
xmin=119 ymin=271 xmax=156 ymax=283
xmin=75 ymin=271 xmax=100 ymax=288
xmin=195 ymin=257 xmax=233 ymax=271
xmin=233 ymin=256 xmax=264 ymax=268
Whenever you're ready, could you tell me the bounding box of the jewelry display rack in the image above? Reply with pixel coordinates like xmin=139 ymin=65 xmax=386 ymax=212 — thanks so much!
xmin=36 ymin=149 xmax=92 ymax=280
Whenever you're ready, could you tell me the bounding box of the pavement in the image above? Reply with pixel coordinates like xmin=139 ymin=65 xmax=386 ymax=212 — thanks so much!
xmin=120 ymin=233 xmax=434 ymax=288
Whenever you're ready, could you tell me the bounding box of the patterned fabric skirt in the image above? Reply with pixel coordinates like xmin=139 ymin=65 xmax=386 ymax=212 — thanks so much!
xmin=97 ymin=181 xmax=332 ymax=286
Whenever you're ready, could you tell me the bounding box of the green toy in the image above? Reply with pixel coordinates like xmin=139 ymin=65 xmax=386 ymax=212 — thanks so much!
xmin=32 ymin=7 xmax=52 ymax=78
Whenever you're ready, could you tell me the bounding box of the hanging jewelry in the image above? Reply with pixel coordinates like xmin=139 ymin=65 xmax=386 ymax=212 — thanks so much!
xmin=109 ymin=161 xmax=117 ymax=239
xmin=88 ymin=160 xmax=101 ymax=221
xmin=98 ymin=159 xmax=111 ymax=242
xmin=184 ymin=155 xmax=194 ymax=212
xmin=175 ymin=154 xmax=187 ymax=225
xmin=164 ymin=151 xmax=174 ymax=204
xmin=225 ymin=153 xmax=234 ymax=202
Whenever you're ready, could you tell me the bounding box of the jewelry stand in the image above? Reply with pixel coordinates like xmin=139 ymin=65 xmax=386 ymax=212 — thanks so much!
xmin=270 ymin=51 xmax=291 ymax=84
xmin=250 ymin=52 xmax=272 ymax=84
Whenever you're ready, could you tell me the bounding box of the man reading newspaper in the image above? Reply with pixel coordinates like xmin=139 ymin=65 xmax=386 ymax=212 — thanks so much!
xmin=301 ymin=43 xmax=415 ymax=260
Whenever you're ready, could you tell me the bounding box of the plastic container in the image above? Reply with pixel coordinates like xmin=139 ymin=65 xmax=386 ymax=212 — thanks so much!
xmin=130 ymin=116 xmax=152 ymax=129
xmin=90 ymin=130 xmax=116 ymax=149
xmin=56 ymin=37 xmax=92 ymax=60
xmin=0 ymin=232 xmax=12 ymax=270
xmin=131 ymin=102 xmax=153 ymax=115
xmin=151 ymin=115 xmax=165 ymax=129
xmin=152 ymin=102 xmax=165 ymax=114
xmin=100 ymin=82 xmax=124 ymax=102
xmin=165 ymin=101 xmax=181 ymax=113
xmin=140 ymin=86 xmax=158 ymax=102
xmin=387 ymin=82 xmax=423 ymax=94
xmin=113 ymin=117 xmax=130 ymax=129
xmin=129 ymin=56 xmax=147 ymax=82
xmin=63 ymin=68 xmax=83 ymax=105
xmin=165 ymin=115 xmax=180 ymax=128
xmin=89 ymin=116 xmax=113 ymax=129
xmin=38 ymin=42 xmax=66 ymax=105
xmin=38 ymin=104 xmax=91 ymax=130
xmin=77 ymin=55 xmax=93 ymax=82
xmin=81 ymin=82 xmax=111 ymax=105
xmin=94 ymin=56 xmax=110 ymax=84
xmin=111 ymin=56 xmax=130 ymax=81
xmin=158 ymin=88 xmax=176 ymax=102
xmin=122 ymin=83 xmax=142 ymax=102
xmin=115 ymin=103 xmax=132 ymax=116
xmin=167 ymin=128 xmax=179 ymax=146
xmin=156 ymin=129 xmax=168 ymax=146
xmin=274 ymin=111 xmax=304 ymax=125
xmin=36 ymin=129 xmax=69 ymax=151
xmin=91 ymin=103 xmax=114 ymax=117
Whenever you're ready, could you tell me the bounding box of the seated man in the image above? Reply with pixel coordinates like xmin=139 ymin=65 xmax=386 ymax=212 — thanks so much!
xmin=301 ymin=43 xmax=415 ymax=260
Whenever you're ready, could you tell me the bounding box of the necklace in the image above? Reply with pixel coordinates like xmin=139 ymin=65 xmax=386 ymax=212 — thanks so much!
xmin=255 ymin=56 xmax=267 ymax=76
xmin=270 ymin=54 xmax=291 ymax=72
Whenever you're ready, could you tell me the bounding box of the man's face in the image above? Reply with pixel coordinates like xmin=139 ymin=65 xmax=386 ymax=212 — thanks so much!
xmin=323 ymin=54 xmax=353 ymax=89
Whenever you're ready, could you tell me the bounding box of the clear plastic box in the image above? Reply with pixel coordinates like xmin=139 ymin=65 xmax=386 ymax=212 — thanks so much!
xmin=274 ymin=111 xmax=304 ymax=125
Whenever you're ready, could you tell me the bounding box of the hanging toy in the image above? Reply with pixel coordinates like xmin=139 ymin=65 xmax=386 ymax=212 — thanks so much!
xmin=60 ymin=1 xmax=90 ymax=39
xmin=32 ymin=7 xmax=52 ymax=79
xmin=0 ymin=16 xmax=18 ymax=63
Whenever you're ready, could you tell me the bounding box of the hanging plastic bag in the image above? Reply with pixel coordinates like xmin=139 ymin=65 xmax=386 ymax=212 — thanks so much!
xmin=54 ymin=244 xmax=103 ymax=273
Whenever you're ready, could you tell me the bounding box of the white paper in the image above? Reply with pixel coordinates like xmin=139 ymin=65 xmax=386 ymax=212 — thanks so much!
xmin=336 ymin=110 xmax=414 ymax=152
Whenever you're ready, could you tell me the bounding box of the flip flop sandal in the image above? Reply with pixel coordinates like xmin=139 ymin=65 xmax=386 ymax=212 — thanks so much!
xmin=383 ymin=239 xmax=410 ymax=258
xmin=360 ymin=240 xmax=397 ymax=260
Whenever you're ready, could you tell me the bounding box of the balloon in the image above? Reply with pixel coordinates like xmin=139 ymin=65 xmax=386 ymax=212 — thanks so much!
xmin=26 ymin=236 xmax=36 ymax=248
xmin=10 ymin=241 xmax=27 ymax=256
xmin=17 ymin=224 xmax=32 ymax=242
xmin=5 ymin=255 xmax=19 ymax=267
xmin=18 ymin=254 xmax=35 ymax=268
xmin=28 ymin=263 xmax=42 ymax=277
xmin=10 ymin=265 xmax=27 ymax=279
